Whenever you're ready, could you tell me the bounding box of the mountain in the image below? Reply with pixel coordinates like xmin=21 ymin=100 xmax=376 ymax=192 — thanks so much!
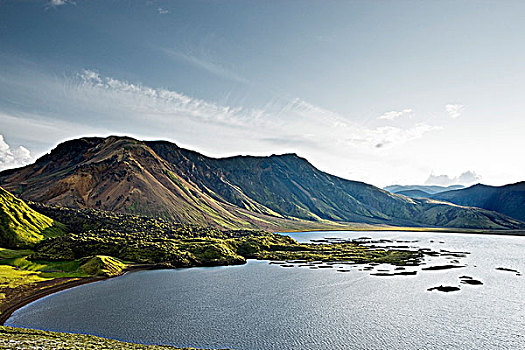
xmin=0 ymin=136 xmax=523 ymax=230
xmin=384 ymin=184 xmax=465 ymax=195
xmin=431 ymin=182 xmax=525 ymax=221
xmin=0 ymin=187 xmax=64 ymax=248
xmin=395 ymin=190 xmax=432 ymax=198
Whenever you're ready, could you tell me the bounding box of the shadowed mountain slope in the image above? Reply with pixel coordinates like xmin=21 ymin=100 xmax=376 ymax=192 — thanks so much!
xmin=0 ymin=136 xmax=523 ymax=230
xmin=431 ymin=182 xmax=525 ymax=221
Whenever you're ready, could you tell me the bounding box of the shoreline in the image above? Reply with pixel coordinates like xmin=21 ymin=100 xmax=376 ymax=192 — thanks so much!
xmin=0 ymin=264 xmax=163 ymax=326
xmin=0 ymin=276 xmax=104 ymax=325
xmin=278 ymin=227 xmax=525 ymax=236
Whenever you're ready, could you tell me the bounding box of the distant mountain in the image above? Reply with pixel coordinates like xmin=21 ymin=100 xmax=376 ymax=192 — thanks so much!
xmin=431 ymin=182 xmax=525 ymax=221
xmin=0 ymin=187 xmax=64 ymax=248
xmin=395 ymin=189 xmax=432 ymax=198
xmin=384 ymin=184 xmax=465 ymax=195
xmin=0 ymin=136 xmax=523 ymax=230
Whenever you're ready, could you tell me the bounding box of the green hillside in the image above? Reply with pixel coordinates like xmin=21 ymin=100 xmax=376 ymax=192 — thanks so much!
xmin=79 ymin=255 xmax=127 ymax=277
xmin=0 ymin=187 xmax=65 ymax=248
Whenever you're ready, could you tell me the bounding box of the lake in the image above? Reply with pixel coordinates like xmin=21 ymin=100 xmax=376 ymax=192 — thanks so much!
xmin=7 ymin=231 xmax=525 ymax=349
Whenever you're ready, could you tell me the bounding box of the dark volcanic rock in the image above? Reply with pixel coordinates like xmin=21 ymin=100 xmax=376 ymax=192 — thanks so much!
xmin=422 ymin=265 xmax=466 ymax=271
xmin=496 ymin=267 xmax=520 ymax=274
xmin=427 ymin=285 xmax=461 ymax=292
xmin=460 ymin=279 xmax=483 ymax=285
xmin=371 ymin=271 xmax=417 ymax=277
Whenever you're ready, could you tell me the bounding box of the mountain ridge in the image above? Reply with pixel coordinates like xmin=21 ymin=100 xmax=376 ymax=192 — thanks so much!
xmin=0 ymin=136 xmax=523 ymax=230
xmin=384 ymin=184 xmax=465 ymax=195
xmin=431 ymin=182 xmax=525 ymax=221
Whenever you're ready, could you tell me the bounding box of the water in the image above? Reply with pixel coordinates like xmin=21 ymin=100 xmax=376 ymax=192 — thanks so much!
xmin=7 ymin=231 xmax=525 ymax=349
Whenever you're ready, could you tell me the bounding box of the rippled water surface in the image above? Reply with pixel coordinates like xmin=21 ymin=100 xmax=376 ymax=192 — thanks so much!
xmin=7 ymin=231 xmax=525 ymax=349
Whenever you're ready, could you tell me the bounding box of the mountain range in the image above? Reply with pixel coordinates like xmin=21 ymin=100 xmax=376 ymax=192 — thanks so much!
xmin=0 ymin=136 xmax=523 ymax=230
xmin=384 ymin=184 xmax=465 ymax=196
xmin=430 ymin=182 xmax=525 ymax=222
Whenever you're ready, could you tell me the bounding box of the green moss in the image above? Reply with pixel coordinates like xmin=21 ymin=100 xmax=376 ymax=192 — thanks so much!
xmin=79 ymin=255 xmax=127 ymax=277
xmin=0 ymin=326 xmax=215 ymax=349
xmin=0 ymin=265 xmax=49 ymax=289
xmin=0 ymin=247 xmax=33 ymax=259
xmin=0 ymin=187 xmax=65 ymax=248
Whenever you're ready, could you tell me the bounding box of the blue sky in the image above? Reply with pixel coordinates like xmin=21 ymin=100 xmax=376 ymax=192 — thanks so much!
xmin=1 ymin=0 xmax=524 ymax=187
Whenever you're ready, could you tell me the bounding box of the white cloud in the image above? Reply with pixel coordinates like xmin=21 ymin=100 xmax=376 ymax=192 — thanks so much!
xmin=158 ymin=7 xmax=169 ymax=15
xmin=425 ymin=170 xmax=481 ymax=186
xmin=77 ymin=69 xmax=261 ymax=127
xmin=0 ymin=66 xmax=447 ymax=186
xmin=0 ymin=135 xmax=32 ymax=171
xmin=378 ymin=109 xmax=413 ymax=120
xmin=445 ymin=104 xmax=464 ymax=119
xmin=74 ymin=70 xmax=442 ymax=152
xmin=48 ymin=0 xmax=73 ymax=7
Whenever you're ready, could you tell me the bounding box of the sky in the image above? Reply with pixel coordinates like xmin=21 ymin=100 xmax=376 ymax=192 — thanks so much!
xmin=1 ymin=0 xmax=524 ymax=188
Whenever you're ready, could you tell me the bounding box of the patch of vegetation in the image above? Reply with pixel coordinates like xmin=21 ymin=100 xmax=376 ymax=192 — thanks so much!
xmin=239 ymin=240 xmax=420 ymax=265
xmin=0 ymin=265 xmax=49 ymax=290
xmin=0 ymin=247 xmax=33 ymax=259
xmin=18 ymin=203 xmax=421 ymax=268
xmin=79 ymin=255 xmax=127 ymax=277
xmin=29 ymin=202 xmax=233 ymax=240
xmin=0 ymin=326 xmax=217 ymax=349
xmin=0 ymin=187 xmax=65 ymax=248
xmin=0 ymin=255 xmax=85 ymax=278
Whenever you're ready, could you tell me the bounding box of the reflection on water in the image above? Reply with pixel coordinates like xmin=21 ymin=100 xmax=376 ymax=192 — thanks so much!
xmin=7 ymin=231 xmax=525 ymax=350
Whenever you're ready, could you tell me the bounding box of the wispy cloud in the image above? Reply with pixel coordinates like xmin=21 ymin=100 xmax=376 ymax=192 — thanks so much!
xmin=0 ymin=66 xmax=446 ymax=179
xmin=77 ymin=69 xmax=260 ymax=127
xmin=425 ymin=170 xmax=481 ymax=186
xmin=75 ymin=70 xmax=442 ymax=151
xmin=161 ymin=48 xmax=249 ymax=84
xmin=445 ymin=104 xmax=464 ymax=119
xmin=0 ymin=134 xmax=32 ymax=171
xmin=157 ymin=7 xmax=169 ymax=15
xmin=378 ymin=108 xmax=413 ymax=120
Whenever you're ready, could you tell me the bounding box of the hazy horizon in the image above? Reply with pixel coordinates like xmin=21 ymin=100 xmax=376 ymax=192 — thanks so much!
xmin=1 ymin=0 xmax=524 ymax=187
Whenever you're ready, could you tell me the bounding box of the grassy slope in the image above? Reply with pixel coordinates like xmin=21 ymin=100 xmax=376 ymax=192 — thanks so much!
xmin=79 ymin=255 xmax=127 ymax=276
xmin=0 ymin=187 xmax=65 ymax=248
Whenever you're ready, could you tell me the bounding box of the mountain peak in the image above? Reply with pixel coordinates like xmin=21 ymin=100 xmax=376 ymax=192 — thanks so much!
xmin=271 ymin=152 xmax=299 ymax=157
